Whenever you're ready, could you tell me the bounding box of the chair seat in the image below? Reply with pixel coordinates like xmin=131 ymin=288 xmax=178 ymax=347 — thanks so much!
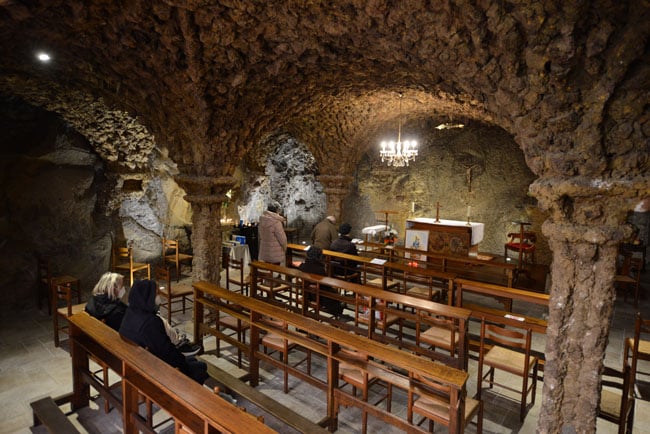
xmin=167 ymin=283 xmax=193 ymax=297
xmin=261 ymin=333 xmax=295 ymax=350
xmin=420 ymin=325 xmax=459 ymax=349
xmin=219 ymin=315 xmax=250 ymax=330
xmin=412 ymin=388 xmax=481 ymax=421
xmin=367 ymin=277 xmax=400 ymax=291
xmin=115 ymin=262 xmax=149 ymax=271
xmin=599 ymin=389 xmax=623 ymax=419
xmin=505 ymin=242 xmax=535 ymax=252
xmin=484 ymin=345 xmax=536 ymax=376
xmin=165 ymin=253 xmax=193 ymax=262
xmin=340 ymin=363 xmax=372 ymax=386
xmin=406 ymin=286 xmax=441 ymax=299
xmin=626 ymin=337 xmax=650 ymax=355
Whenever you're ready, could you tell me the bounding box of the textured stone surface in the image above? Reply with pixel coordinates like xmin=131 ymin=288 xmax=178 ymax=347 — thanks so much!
xmin=0 ymin=1 xmax=649 ymax=432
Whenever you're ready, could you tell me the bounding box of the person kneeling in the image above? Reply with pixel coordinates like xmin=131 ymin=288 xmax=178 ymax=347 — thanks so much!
xmin=119 ymin=279 xmax=208 ymax=384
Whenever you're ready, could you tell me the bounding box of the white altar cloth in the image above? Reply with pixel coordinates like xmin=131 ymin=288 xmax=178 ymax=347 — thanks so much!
xmin=362 ymin=224 xmax=390 ymax=235
xmin=408 ymin=218 xmax=485 ymax=245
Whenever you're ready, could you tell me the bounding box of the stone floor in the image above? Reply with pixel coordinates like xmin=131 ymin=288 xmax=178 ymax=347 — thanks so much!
xmin=1 ymin=271 xmax=649 ymax=434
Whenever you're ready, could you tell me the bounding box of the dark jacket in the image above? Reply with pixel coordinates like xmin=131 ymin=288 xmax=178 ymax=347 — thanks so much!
xmin=85 ymin=294 xmax=127 ymax=331
xmin=329 ymin=235 xmax=360 ymax=279
xmin=119 ymin=280 xmax=190 ymax=375
xmin=298 ymin=258 xmax=343 ymax=315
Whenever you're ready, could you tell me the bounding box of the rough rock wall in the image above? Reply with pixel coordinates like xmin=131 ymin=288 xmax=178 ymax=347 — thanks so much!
xmin=353 ymin=124 xmax=549 ymax=263
xmin=0 ymin=98 xmax=192 ymax=306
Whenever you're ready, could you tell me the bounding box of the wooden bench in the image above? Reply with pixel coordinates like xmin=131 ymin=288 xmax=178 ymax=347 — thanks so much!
xmin=246 ymin=261 xmax=472 ymax=370
xmin=31 ymin=396 xmax=81 ymax=434
xmin=67 ymin=312 xmax=274 ymax=434
xmin=454 ymin=278 xmax=549 ymax=314
xmin=193 ymin=281 xmax=472 ymax=434
xmin=205 ymin=363 xmax=329 ymax=433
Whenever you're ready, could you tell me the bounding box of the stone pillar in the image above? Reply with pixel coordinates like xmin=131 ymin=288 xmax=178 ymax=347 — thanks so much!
xmin=318 ymin=174 xmax=353 ymax=221
xmin=175 ymin=174 xmax=236 ymax=284
xmin=531 ymin=177 xmax=641 ymax=433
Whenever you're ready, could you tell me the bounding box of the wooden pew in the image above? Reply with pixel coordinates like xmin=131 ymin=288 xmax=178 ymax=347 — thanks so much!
xmin=193 ymin=281 xmax=472 ymax=434
xmin=31 ymin=396 xmax=81 ymax=434
xmin=246 ymin=261 xmax=472 ymax=370
xmin=454 ymin=278 xmax=549 ymax=315
xmin=356 ymin=241 xmax=516 ymax=287
xmin=67 ymin=312 xmax=274 ymax=434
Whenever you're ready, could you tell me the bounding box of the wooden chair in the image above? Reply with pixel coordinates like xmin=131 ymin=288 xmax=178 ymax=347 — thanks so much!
xmin=477 ymin=319 xmax=538 ymax=422
xmin=624 ymin=311 xmax=650 ymax=395
xmin=337 ymin=348 xmax=392 ymax=434
xmin=112 ymin=246 xmax=150 ymax=286
xmin=215 ymin=302 xmax=250 ymax=368
xmin=225 ymin=256 xmax=250 ymax=295
xmin=615 ymin=256 xmax=643 ymax=307
xmin=416 ymin=314 xmax=460 ymax=359
xmin=260 ymin=319 xmax=311 ymax=394
xmin=154 ymin=266 xmax=193 ymax=325
xmin=504 ymin=230 xmax=536 ymax=269
xmin=355 ymin=297 xmax=403 ymax=339
xmin=52 ymin=279 xmax=84 ymax=347
xmin=598 ymin=364 xmax=635 ymax=434
xmin=162 ymin=237 xmax=193 ymax=282
xmin=255 ymin=269 xmax=292 ymax=305
xmin=408 ymin=371 xmax=483 ymax=433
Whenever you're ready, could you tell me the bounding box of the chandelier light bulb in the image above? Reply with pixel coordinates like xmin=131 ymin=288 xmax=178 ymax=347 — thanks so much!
xmin=378 ymin=93 xmax=418 ymax=167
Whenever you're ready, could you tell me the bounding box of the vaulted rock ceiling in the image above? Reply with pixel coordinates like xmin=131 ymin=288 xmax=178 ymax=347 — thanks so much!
xmin=1 ymin=0 xmax=647 ymax=185
xmin=1 ymin=2 xmax=649 ymax=432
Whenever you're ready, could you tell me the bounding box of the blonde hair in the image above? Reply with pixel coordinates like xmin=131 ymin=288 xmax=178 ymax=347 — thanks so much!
xmin=92 ymin=272 xmax=124 ymax=300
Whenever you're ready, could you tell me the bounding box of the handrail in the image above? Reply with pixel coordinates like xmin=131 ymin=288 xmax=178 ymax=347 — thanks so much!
xmin=68 ymin=313 xmax=273 ymax=434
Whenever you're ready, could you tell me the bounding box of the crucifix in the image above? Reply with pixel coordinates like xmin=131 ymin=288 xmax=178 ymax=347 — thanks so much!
xmin=435 ymin=201 xmax=441 ymax=223
xmin=466 ymin=164 xmax=479 ymax=193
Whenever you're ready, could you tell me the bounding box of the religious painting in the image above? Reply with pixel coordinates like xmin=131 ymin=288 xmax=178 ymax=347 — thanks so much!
xmin=405 ymin=229 xmax=429 ymax=262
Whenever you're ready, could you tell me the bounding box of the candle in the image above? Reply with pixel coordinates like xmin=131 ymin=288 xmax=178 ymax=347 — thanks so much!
xmin=467 ymin=205 xmax=471 ymax=217
xmin=411 ymin=201 xmax=415 ymax=212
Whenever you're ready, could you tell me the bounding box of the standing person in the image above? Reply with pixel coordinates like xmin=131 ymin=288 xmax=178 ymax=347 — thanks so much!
xmin=298 ymin=246 xmax=344 ymax=316
xmin=329 ymin=222 xmax=360 ymax=282
xmin=310 ymin=215 xmax=338 ymax=250
xmin=258 ymin=204 xmax=287 ymax=265
xmin=85 ymin=272 xmax=127 ymax=331
xmin=119 ymin=279 xmax=208 ymax=384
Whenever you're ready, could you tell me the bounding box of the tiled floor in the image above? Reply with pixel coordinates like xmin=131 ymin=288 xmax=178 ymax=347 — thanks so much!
xmin=1 ymin=272 xmax=649 ymax=434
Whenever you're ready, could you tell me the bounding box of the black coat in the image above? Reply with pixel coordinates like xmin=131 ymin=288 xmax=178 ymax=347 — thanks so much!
xmin=119 ymin=280 xmax=189 ymax=374
xmin=329 ymin=235 xmax=360 ymax=280
xmin=85 ymin=294 xmax=127 ymax=331
xmin=298 ymin=258 xmax=343 ymax=315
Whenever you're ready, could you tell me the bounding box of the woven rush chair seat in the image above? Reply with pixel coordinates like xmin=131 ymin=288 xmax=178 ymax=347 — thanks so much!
xmin=419 ymin=325 xmax=460 ymax=349
xmin=483 ymin=346 xmax=536 ymax=376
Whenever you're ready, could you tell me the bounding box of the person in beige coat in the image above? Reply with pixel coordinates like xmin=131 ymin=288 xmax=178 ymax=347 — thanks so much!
xmin=258 ymin=204 xmax=287 ymax=264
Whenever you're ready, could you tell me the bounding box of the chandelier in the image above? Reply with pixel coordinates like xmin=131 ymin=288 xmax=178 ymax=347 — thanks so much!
xmin=379 ymin=93 xmax=418 ymax=167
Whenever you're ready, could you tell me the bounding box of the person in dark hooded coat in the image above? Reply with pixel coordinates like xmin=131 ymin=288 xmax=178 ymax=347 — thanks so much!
xmin=298 ymin=246 xmax=344 ymax=316
xmin=119 ymin=279 xmax=208 ymax=384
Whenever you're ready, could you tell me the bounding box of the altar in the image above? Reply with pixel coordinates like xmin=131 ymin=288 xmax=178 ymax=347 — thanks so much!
xmin=405 ymin=218 xmax=485 ymax=257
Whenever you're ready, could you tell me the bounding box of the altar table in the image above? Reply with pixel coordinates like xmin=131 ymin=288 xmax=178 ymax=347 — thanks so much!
xmin=406 ymin=218 xmax=485 ymax=257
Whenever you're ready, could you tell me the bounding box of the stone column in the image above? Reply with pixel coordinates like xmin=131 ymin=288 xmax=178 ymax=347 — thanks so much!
xmin=318 ymin=174 xmax=353 ymax=221
xmin=531 ymin=177 xmax=641 ymax=433
xmin=175 ymin=174 xmax=236 ymax=284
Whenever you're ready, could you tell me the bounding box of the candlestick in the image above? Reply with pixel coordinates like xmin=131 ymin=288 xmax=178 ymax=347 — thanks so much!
xmin=411 ymin=201 xmax=415 ymax=213
xmin=467 ymin=205 xmax=471 ymax=218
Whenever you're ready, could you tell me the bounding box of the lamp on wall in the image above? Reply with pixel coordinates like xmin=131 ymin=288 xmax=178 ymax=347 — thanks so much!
xmin=379 ymin=93 xmax=418 ymax=167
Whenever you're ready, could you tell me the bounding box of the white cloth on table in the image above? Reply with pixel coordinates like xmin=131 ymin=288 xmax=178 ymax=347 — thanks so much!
xmin=362 ymin=225 xmax=390 ymax=235
xmin=408 ymin=218 xmax=485 ymax=245
xmin=229 ymin=244 xmax=251 ymax=275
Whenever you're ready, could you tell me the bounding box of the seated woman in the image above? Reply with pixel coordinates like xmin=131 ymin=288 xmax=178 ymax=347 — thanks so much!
xmin=86 ymin=272 xmax=200 ymax=356
xmin=119 ymin=279 xmax=208 ymax=384
xmin=299 ymin=246 xmax=344 ymax=316
xmin=85 ymin=272 xmax=127 ymax=331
